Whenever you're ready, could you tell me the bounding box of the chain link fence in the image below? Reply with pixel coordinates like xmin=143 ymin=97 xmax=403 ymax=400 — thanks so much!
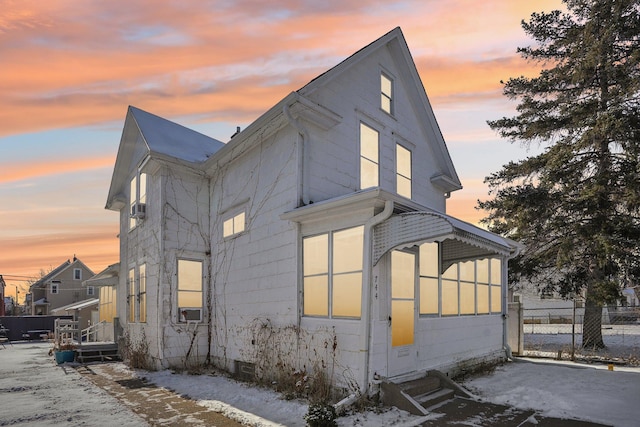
xmin=522 ymin=302 xmax=640 ymax=366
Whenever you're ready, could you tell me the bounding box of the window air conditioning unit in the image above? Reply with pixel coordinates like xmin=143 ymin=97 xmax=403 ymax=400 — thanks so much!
xmin=180 ymin=308 xmax=202 ymax=322
xmin=131 ymin=203 xmax=146 ymax=219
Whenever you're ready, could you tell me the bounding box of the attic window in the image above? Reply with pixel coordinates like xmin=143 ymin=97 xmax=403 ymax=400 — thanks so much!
xmin=381 ymin=72 xmax=393 ymax=114
xmin=74 ymin=268 xmax=82 ymax=280
xmin=51 ymin=281 xmax=60 ymax=294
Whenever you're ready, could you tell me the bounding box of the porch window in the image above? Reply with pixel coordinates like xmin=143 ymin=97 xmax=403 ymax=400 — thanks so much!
xmin=128 ymin=268 xmax=135 ymax=323
xmin=396 ymin=144 xmax=412 ymax=199
xmin=139 ymin=263 xmax=147 ymax=323
xmin=477 ymin=259 xmax=490 ymax=314
xmin=381 ymin=72 xmax=393 ymax=114
xmin=441 ymin=263 xmax=459 ymax=316
xmin=419 ymin=242 xmax=438 ymax=315
xmin=490 ymin=258 xmax=502 ymax=313
xmin=360 ymin=123 xmax=379 ymax=189
xmin=178 ymin=259 xmax=203 ymax=322
xmin=303 ymin=226 xmax=364 ymax=318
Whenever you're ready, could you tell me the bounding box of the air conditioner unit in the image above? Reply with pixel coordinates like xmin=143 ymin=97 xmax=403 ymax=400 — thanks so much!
xmin=130 ymin=203 xmax=146 ymax=219
xmin=179 ymin=307 xmax=202 ymax=322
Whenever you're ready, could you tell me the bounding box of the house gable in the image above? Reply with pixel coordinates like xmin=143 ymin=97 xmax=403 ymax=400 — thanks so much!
xmin=298 ymin=27 xmax=462 ymax=199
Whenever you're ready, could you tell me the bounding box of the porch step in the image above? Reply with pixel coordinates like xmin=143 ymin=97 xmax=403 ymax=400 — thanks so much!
xmin=76 ymin=343 xmax=120 ymax=363
xmin=380 ymin=370 xmax=470 ymax=416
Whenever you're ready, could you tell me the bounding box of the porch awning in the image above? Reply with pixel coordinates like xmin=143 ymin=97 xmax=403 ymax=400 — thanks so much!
xmin=51 ymin=298 xmax=99 ymax=314
xmin=373 ymin=211 xmax=519 ymax=267
xmin=83 ymin=263 xmax=119 ymax=287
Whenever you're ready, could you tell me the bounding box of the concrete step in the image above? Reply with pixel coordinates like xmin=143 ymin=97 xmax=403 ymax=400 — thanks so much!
xmin=414 ymin=387 xmax=455 ymax=409
xmin=399 ymin=375 xmax=441 ymax=397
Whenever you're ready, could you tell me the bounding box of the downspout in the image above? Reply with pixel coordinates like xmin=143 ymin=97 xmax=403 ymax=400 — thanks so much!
xmin=361 ymin=200 xmax=394 ymax=394
xmin=283 ymin=97 xmax=311 ymax=205
xmin=502 ymin=245 xmax=522 ymax=361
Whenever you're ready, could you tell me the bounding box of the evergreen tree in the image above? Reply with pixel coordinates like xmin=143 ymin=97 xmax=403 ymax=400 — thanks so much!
xmin=480 ymin=0 xmax=640 ymax=348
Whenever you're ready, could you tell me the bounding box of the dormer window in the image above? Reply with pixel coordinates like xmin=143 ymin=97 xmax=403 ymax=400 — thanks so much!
xmin=129 ymin=172 xmax=147 ymax=230
xmin=381 ymin=72 xmax=393 ymax=114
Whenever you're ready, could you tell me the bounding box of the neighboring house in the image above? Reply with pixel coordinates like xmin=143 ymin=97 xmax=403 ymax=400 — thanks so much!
xmin=27 ymin=257 xmax=95 ymax=315
xmin=83 ymin=263 xmax=120 ymax=341
xmin=106 ymin=27 xmax=519 ymax=395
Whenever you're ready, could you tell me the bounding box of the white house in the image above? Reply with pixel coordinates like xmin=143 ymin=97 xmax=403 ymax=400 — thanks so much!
xmin=105 ymin=27 xmax=519 ymax=396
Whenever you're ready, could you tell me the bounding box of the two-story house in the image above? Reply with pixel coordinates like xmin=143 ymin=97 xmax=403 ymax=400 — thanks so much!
xmin=28 ymin=257 xmax=95 ymax=315
xmin=106 ymin=27 xmax=519 ymax=396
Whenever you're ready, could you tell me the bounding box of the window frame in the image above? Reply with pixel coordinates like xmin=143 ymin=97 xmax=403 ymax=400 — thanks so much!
xmin=302 ymin=225 xmax=364 ymax=319
xmin=380 ymin=71 xmax=394 ymax=115
xmin=50 ymin=281 xmax=59 ymax=294
xmin=359 ymin=122 xmax=379 ymax=190
xmin=395 ymin=143 xmax=412 ymax=199
xmin=128 ymin=268 xmax=136 ymax=323
xmin=177 ymin=258 xmax=204 ymax=323
xmin=138 ymin=263 xmax=147 ymax=323
xmin=74 ymin=268 xmax=82 ymax=280
xmin=129 ymin=171 xmax=147 ymax=231
xmin=223 ymin=210 xmax=246 ymax=238
xmin=86 ymin=286 xmax=95 ymax=296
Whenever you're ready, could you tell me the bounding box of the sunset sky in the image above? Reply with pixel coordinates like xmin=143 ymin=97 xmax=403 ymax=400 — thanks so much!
xmin=0 ymin=0 xmax=563 ymax=301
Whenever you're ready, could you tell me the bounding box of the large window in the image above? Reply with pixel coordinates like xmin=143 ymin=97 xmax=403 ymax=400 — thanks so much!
xmin=396 ymin=144 xmax=412 ymax=198
xmin=418 ymin=243 xmax=503 ymax=316
xmin=360 ymin=123 xmax=379 ymax=189
xmin=139 ymin=264 xmax=147 ymax=323
xmin=178 ymin=259 xmax=203 ymax=322
xmin=128 ymin=268 xmax=135 ymax=323
xmin=303 ymin=226 xmax=364 ymax=318
xmin=381 ymin=72 xmax=393 ymax=114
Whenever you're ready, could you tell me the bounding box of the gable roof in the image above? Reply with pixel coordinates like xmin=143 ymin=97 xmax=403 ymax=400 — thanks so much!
xmin=106 ymin=106 xmax=225 ymax=210
xmin=209 ymin=27 xmax=461 ymax=191
xmin=29 ymin=260 xmax=71 ymax=290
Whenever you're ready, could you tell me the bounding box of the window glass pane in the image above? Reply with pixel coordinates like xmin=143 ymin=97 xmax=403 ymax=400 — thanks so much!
xmin=460 ymin=281 xmax=475 ymax=314
xmin=381 ymin=96 xmax=391 ymax=114
xmin=392 ymin=300 xmax=414 ymax=346
xmin=360 ymin=123 xmax=378 ymax=162
xmin=419 ymin=242 xmax=438 ymax=277
xmin=491 ymin=259 xmax=502 ymax=285
xmin=477 ymin=259 xmax=489 ymax=284
xmin=234 ymin=212 xmax=245 ymax=233
xmin=419 ymin=277 xmax=438 ymax=314
xmin=442 ymin=263 xmax=458 ymax=280
xmin=178 ymin=291 xmax=202 ymax=308
xmin=477 ymin=284 xmax=489 ymax=314
xmin=178 ymin=260 xmax=202 ymax=292
xmin=139 ymin=294 xmax=146 ymax=323
xmin=139 ymin=264 xmax=146 ymax=323
xmin=460 ymin=261 xmax=475 ymax=282
xmin=491 ymin=285 xmax=502 ymax=313
xmin=397 ymin=176 xmax=411 ymax=198
xmin=130 ymin=176 xmax=137 ymax=206
xmin=442 ymin=279 xmax=458 ymax=315
xmin=397 ymin=145 xmax=411 ymax=177
xmin=223 ymin=218 xmax=234 ymax=237
xmin=128 ymin=269 xmax=135 ymax=322
xmin=360 ymin=158 xmax=378 ymax=188
xmin=392 ymin=251 xmax=415 ymax=299
xmin=303 ymin=234 xmax=328 ymax=276
xmin=381 ymin=73 xmax=392 ymax=97
xmin=303 ymin=275 xmax=328 ymax=316
xmin=139 ymin=173 xmax=147 ymax=203
xmin=333 ymin=226 xmax=364 ymax=274
xmin=332 ymin=273 xmax=362 ymax=317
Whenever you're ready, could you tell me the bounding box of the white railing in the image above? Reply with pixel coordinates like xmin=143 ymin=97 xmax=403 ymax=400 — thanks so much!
xmin=54 ymin=318 xmax=79 ymax=348
xmin=81 ymin=321 xmax=107 ymax=343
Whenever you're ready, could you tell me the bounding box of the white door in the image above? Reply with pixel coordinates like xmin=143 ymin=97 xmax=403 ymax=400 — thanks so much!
xmin=388 ymin=250 xmax=418 ymax=377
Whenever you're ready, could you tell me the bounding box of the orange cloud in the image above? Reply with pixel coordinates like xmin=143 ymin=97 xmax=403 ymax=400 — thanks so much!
xmin=0 ymin=156 xmax=115 ymax=184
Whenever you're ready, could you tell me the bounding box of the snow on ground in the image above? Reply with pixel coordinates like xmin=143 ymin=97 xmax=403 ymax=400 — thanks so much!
xmin=463 ymin=358 xmax=640 ymax=427
xmin=1 ymin=342 xmax=639 ymax=426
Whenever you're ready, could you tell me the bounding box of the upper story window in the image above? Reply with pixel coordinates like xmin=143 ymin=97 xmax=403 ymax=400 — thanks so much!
xmin=178 ymin=259 xmax=203 ymax=322
xmin=223 ymin=211 xmax=246 ymax=238
xmin=129 ymin=172 xmax=147 ymax=230
xmin=51 ymin=281 xmax=60 ymax=294
xmin=381 ymin=72 xmax=393 ymax=114
xmin=73 ymin=268 xmax=82 ymax=280
xmin=396 ymin=144 xmax=412 ymax=198
xmin=303 ymin=226 xmax=364 ymax=319
xmin=360 ymin=123 xmax=379 ymax=189
xmin=86 ymin=286 xmax=95 ymax=296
